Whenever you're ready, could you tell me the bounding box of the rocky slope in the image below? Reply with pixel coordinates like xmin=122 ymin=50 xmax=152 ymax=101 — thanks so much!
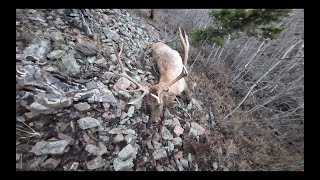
xmin=16 ymin=9 xmax=215 ymax=171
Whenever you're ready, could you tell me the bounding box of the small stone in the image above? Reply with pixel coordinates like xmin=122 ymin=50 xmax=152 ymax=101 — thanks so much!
xmin=29 ymin=155 xmax=48 ymax=170
xmin=174 ymin=125 xmax=184 ymax=136
xmin=212 ymin=162 xmax=218 ymax=170
xmin=156 ymin=164 xmax=164 ymax=171
xmin=134 ymin=75 xmax=141 ymax=82
xmin=61 ymin=53 xmax=81 ymax=75
xmin=117 ymin=100 xmax=127 ymax=110
xmin=74 ymin=102 xmax=91 ymax=111
xmin=122 ymin=129 xmax=135 ymax=135
xmin=161 ymin=126 xmax=173 ymax=140
xmin=164 ymin=108 xmax=174 ymax=119
xmin=85 ymin=144 xmax=100 ymax=156
xmin=137 ymin=69 xmax=144 ymax=74
xmin=147 ymin=75 xmax=155 ymax=80
xmin=99 ymin=135 xmax=110 ymax=142
xmin=69 ymin=162 xmax=79 ymax=171
xmin=50 ymin=30 xmax=64 ymax=43
xmin=118 ymin=144 xmax=137 ymax=160
xmin=120 ymin=118 xmax=130 ymax=125
xmin=47 ymin=50 xmax=66 ymax=60
xmin=30 ymin=139 xmax=71 ymax=155
xmin=103 ymin=28 xmax=120 ymax=41
xmin=87 ymin=56 xmax=96 ymax=63
xmin=69 ymin=13 xmax=79 ymax=17
xmin=167 ymin=141 xmax=174 ymax=152
xmin=127 ymin=106 xmax=135 ymax=117
xmin=102 ymin=14 xmax=109 ymax=22
xmin=120 ymin=111 xmax=127 ymax=120
xmin=173 ymin=137 xmax=182 ymax=146
xmin=118 ymin=90 xmax=131 ymax=98
xmin=113 ymin=134 xmax=124 ymax=142
xmin=108 ymin=128 xmax=122 ymax=134
xmin=147 ymin=140 xmax=153 ymax=150
xmin=114 ymin=77 xmax=131 ymax=91
xmin=40 ymin=158 xmax=61 ymax=169
xmin=24 ymin=111 xmax=40 ymax=119
xmin=163 ymin=119 xmax=173 ymax=126
xmin=152 ymin=141 xmax=162 ymax=150
xmin=23 ymin=40 xmax=50 ymax=59
xmin=174 ymin=151 xmax=183 ymax=159
xmin=190 ymin=122 xmax=205 ymax=136
xmin=172 ymin=118 xmax=181 ymax=126
xmin=16 ymin=153 xmax=21 ymax=161
xmin=103 ymin=103 xmax=110 ymax=110
xmin=77 ymin=117 xmax=100 ymax=129
xmin=153 ymin=133 xmax=161 ymax=142
xmin=95 ymin=58 xmax=106 ymax=64
xmin=108 ymin=144 xmax=114 ymax=151
xmin=175 ymin=159 xmax=184 ymax=171
xmin=125 ymin=134 xmax=136 ymax=143
xmin=57 ymin=133 xmax=75 ymax=145
xmin=180 ymin=158 xmax=189 ymax=168
xmin=152 ymin=148 xmax=167 ymax=160
xmin=187 ymin=153 xmax=193 ymax=163
xmin=86 ymin=156 xmax=106 ymax=170
xmin=102 ymin=112 xmax=113 ymax=120
xmin=28 ymin=102 xmax=51 ymax=114
xmin=113 ymin=158 xmax=134 ymax=171
xmin=75 ymin=42 xmax=99 ymax=56
xmin=110 ymin=54 xmax=117 ymax=61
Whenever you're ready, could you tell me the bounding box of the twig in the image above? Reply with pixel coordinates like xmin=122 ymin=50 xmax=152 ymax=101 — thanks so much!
xmin=175 ymin=97 xmax=192 ymax=119
xmin=16 ymin=119 xmax=41 ymax=137
xmin=16 ymin=128 xmax=40 ymax=137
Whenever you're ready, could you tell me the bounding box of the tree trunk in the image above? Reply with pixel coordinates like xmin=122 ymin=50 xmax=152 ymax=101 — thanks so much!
xmin=150 ymin=9 xmax=155 ymax=20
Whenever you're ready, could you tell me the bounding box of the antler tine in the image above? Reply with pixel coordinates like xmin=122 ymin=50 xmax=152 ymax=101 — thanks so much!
xmin=179 ymin=27 xmax=190 ymax=67
xmin=104 ymin=44 xmax=150 ymax=104
xmin=162 ymin=65 xmax=188 ymax=93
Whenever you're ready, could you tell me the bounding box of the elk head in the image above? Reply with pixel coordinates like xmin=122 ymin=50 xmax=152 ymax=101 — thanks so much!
xmin=105 ymin=27 xmax=192 ymax=123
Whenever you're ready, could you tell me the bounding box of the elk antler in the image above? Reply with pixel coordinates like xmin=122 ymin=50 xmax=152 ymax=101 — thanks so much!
xmin=104 ymin=44 xmax=150 ymax=104
xmin=179 ymin=27 xmax=190 ymax=67
xmin=163 ymin=65 xmax=188 ymax=92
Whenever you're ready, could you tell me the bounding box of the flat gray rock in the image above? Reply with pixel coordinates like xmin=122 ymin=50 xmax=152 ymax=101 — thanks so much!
xmin=77 ymin=117 xmax=100 ymax=129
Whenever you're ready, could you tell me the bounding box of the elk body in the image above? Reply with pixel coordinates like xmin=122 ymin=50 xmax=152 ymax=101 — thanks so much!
xmin=106 ymin=27 xmax=192 ymax=123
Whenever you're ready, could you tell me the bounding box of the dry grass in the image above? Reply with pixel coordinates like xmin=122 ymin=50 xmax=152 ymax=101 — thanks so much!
xmin=186 ymin=61 xmax=303 ymax=171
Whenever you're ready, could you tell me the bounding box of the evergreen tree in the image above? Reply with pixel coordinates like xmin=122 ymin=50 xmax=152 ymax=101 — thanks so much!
xmin=190 ymin=9 xmax=291 ymax=47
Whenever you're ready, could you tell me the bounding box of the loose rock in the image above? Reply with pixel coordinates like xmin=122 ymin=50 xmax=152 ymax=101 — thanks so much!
xmin=190 ymin=122 xmax=205 ymax=136
xmin=74 ymin=102 xmax=91 ymax=111
xmin=75 ymin=42 xmax=99 ymax=56
xmin=30 ymin=139 xmax=71 ymax=155
xmin=40 ymin=158 xmax=61 ymax=169
xmin=86 ymin=156 xmax=106 ymax=170
xmin=47 ymin=50 xmax=66 ymax=60
xmin=118 ymin=144 xmax=137 ymax=160
xmin=161 ymin=126 xmax=173 ymax=140
xmin=152 ymin=148 xmax=167 ymax=160
xmin=77 ymin=117 xmax=100 ymax=129
xmin=113 ymin=158 xmax=134 ymax=171
xmin=174 ymin=125 xmax=184 ymax=136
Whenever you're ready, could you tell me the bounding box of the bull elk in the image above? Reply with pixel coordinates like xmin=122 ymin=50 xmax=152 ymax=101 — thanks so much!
xmin=105 ymin=27 xmax=192 ymax=123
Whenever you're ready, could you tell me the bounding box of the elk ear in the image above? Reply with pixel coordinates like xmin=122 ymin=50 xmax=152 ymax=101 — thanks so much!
xmin=150 ymin=93 xmax=161 ymax=104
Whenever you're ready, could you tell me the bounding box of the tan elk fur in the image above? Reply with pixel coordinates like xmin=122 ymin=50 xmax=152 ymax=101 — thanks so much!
xmin=106 ymin=27 xmax=192 ymax=123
